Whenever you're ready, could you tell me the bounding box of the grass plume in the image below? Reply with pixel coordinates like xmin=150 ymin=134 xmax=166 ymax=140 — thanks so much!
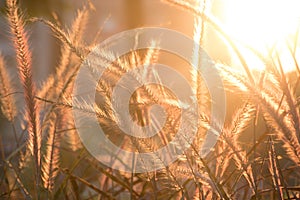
xmin=6 ymin=0 xmax=41 ymax=191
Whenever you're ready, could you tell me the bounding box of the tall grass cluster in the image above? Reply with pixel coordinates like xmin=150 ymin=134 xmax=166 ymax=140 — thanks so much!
xmin=0 ymin=0 xmax=300 ymax=199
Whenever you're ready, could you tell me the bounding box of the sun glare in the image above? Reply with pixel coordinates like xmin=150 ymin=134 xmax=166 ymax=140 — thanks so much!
xmin=221 ymin=0 xmax=300 ymax=72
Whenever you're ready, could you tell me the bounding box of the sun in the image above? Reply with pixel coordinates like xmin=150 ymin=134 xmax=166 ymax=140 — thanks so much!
xmin=220 ymin=0 xmax=300 ymax=72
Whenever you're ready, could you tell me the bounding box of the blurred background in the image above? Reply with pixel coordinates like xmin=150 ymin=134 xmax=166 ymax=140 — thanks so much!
xmin=1 ymin=1 xmax=300 ymax=199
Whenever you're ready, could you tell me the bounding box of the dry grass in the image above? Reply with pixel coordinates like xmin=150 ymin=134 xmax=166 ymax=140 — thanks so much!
xmin=0 ymin=0 xmax=300 ymax=199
